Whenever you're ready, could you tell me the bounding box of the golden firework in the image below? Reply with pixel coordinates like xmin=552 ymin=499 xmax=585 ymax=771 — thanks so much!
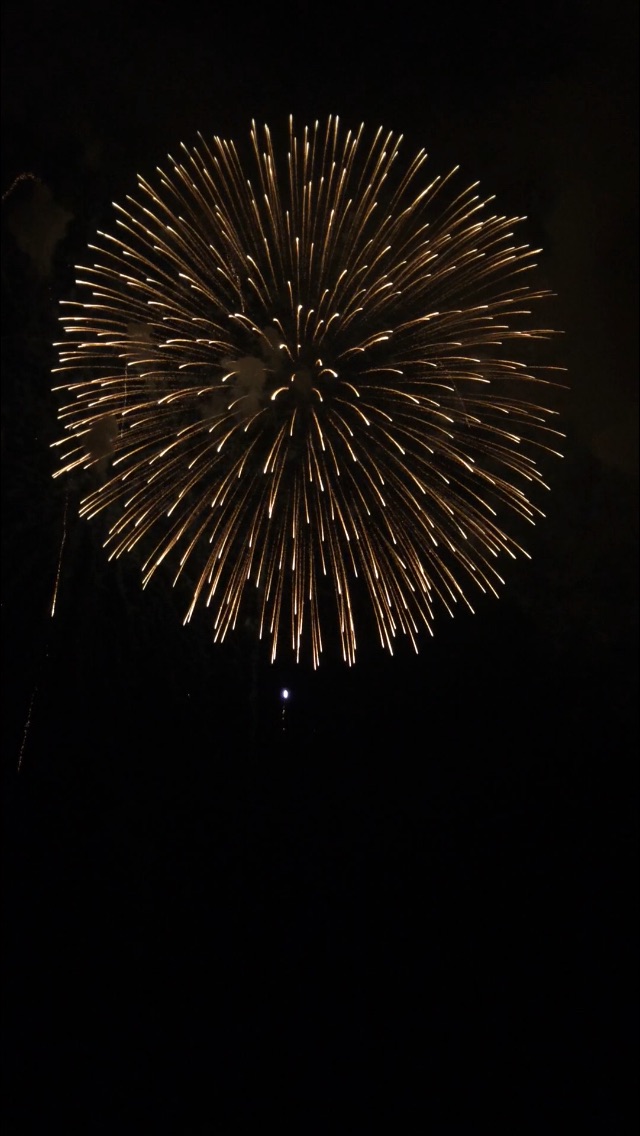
xmin=53 ymin=116 xmax=564 ymax=666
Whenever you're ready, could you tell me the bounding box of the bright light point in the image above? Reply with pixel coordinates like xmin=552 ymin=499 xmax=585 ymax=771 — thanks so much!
xmin=281 ymin=689 xmax=290 ymax=700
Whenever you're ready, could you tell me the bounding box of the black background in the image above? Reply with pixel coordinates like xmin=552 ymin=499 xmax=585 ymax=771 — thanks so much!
xmin=2 ymin=1 xmax=638 ymax=1130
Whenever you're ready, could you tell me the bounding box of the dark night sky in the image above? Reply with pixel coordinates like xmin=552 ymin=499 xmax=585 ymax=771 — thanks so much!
xmin=2 ymin=1 xmax=638 ymax=1130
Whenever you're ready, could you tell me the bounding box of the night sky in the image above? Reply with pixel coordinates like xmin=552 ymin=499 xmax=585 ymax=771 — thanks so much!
xmin=2 ymin=1 xmax=638 ymax=1130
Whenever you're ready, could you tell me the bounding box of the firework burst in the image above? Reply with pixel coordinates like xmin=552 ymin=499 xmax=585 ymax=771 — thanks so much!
xmin=52 ymin=116 xmax=563 ymax=666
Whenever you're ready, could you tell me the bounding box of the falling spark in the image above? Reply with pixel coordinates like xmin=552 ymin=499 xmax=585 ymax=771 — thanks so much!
xmin=52 ymin=117 xmax=564 ymax=666
xmin=50 ymin=491 xmax=69 ymax=617
xmin=17 ymin=687 xmax=38 ymax=773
